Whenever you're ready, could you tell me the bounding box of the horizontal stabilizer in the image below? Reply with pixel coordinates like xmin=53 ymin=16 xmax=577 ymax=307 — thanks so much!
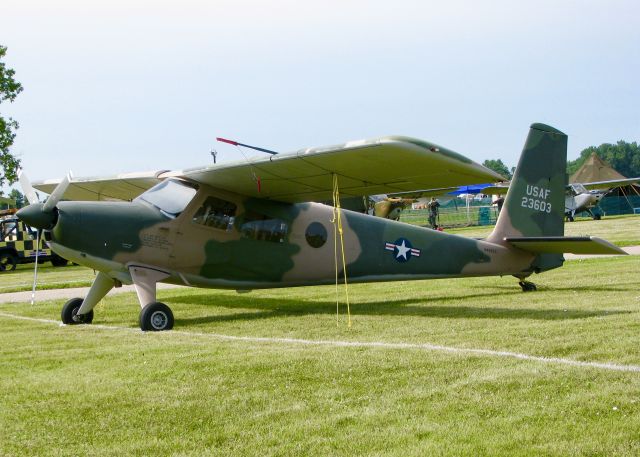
xmin=505 ymin=237 xmax=627 ymax=255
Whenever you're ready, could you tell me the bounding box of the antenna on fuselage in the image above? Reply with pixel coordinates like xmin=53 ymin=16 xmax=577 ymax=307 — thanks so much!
xmin=210 ymin=148 xmax=218 ymax=164
xmin=216 ymin=137 xmax=279 ymax=155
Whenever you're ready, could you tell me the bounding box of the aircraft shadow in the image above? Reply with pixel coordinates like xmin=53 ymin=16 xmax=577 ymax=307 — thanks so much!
xmin=491 ymin=282 xmax=638 ymax=293
xmin=171 ymin=290 xmax=629 ymax=326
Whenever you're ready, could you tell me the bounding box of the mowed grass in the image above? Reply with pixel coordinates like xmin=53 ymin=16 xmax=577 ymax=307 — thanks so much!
xmin=0 ymin=263 xmax=95 ymax=293
xmin=445 ymin=214 xmax=640 ymax=246
xmin=1 ymin=256 xmax=640 ymax=456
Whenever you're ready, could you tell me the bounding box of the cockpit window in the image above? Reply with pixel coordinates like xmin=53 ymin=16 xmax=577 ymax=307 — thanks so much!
xmin=135 ymin=179 xmax=198 ymax=218
xmin=192 ymin=196 xmax=237 ymax=231
xmin=570 ymin=183 xmax=588 ymax=195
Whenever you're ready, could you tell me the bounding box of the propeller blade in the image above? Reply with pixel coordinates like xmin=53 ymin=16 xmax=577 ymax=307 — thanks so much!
xmin=42 ymin=172 xmax=72 ymax=212
xmin=18 ymin=170 xmax=39 ymax=205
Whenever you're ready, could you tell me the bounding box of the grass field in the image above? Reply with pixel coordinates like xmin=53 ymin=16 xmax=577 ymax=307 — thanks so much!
xmin=1 ymin=255 xmax=640 ymax=456
xmin=0 ymin=264 xmax=96 ymax=294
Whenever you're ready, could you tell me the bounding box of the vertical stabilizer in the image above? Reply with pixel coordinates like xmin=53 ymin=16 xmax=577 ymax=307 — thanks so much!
xmin=487 ymin=123 xmax=567 ymax=243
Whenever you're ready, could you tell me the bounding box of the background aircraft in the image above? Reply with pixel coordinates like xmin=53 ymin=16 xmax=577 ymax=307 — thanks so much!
xmin=563 ymin=178 xmax=640 ymax=221
xmin=17 ymin=124 xmax=625 ymax=331
xmin=384 ymin=177 xmax=640 ymax=222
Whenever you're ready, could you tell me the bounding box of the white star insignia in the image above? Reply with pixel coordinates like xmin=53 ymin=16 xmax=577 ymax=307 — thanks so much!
xmin=395 ymin=240 xmax=411 ymax=260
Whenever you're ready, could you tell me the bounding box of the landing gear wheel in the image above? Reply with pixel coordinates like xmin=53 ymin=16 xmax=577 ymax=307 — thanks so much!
xmin=61 ymin=297 xmax=94 ymax=325
xmin=567 ymin=215 xmax=574 ymax=222
xmin=139 ymin=302 xmax=174 ymax=331
xmin=0 ymin=252 xmax=17 ymax=272
xmin=593 ymin=214 xmax=601 ymax=220
xmin=518 ymin=281 xmax=537 ymax=292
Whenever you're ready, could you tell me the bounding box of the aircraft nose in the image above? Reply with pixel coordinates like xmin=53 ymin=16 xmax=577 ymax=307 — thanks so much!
xmin=16 ymin=203 xmax=57 ymax=230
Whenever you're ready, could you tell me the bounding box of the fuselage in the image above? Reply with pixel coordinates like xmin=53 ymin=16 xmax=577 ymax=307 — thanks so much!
xmin=47 ymin=183 xmax=538 ymax=290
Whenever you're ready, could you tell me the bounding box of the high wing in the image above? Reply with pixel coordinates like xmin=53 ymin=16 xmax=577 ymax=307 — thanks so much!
xmin=33 ymin=136 xmax=504 ymax=203
xmin=171 ymin=136 xmax=504 ymax=203
xmin=34 ymin=170 xmax=171 ymax=201
xmin=579 ymin=177 xmax=640 ymax=191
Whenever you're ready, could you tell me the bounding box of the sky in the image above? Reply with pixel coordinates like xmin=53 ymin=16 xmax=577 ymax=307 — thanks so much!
xmin=2 ymin=0 xmax=639 ymax=192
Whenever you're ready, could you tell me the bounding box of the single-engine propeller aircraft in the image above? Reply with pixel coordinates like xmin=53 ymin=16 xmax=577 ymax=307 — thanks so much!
xmin=17 ymin=123 xmax=626 ymax=331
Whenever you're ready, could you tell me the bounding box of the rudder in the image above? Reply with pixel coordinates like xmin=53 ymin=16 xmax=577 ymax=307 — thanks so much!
xmin=488 ymin=123 xmax=567 ymax=243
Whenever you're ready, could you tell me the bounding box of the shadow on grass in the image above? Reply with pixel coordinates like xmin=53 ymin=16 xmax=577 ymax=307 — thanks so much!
xmin=171 ymin=289 xmax=629 ymax=327
xmin=490 ymin=282 xmax=639 ymax=293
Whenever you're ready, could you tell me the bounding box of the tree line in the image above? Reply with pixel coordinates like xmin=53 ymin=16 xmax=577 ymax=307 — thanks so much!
xmin=483 ymin=141 xmax=640 ymax=181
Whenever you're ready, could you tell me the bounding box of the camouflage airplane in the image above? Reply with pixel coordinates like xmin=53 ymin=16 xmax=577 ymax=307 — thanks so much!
xmin=17 ymin=123 xmax=626 ymax=331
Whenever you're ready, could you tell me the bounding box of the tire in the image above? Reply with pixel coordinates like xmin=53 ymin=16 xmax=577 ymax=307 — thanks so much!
xmin=593 ymin=214 xmax=601 ymax=220
xmin=139 ymin=302 xmax=174 ymax=331
xmin=0 ymin=252 xmax=17 ymax=272
xmin=51 ymin=255 xmax=69 ymax=267
xmin=61 ymin=297 xmax=94 ymax=325
xmin=519 ymin=281 xmax=537 ymax=292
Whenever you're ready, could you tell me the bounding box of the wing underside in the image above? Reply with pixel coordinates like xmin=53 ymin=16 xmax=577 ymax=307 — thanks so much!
xmin=33 ymin=171 xmax=170 ymax=201
xmin=33 ymin=136 xmax=504 ymax=203
xmin=580 ymin=177 xmax=640 ymax=191
xmin=175 ymin=136 xmax=504 ymax=203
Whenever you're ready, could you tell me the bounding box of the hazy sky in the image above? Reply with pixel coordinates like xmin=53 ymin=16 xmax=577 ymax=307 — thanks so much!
xmin=2 ymin=0 xmax=639 ymax=191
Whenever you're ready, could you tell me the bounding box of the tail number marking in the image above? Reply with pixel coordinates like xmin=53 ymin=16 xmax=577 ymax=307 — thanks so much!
xmin=521 ymin=196 xmax=552 ymax=213
xmin=521 ymin=185 xmax=552 ymax=213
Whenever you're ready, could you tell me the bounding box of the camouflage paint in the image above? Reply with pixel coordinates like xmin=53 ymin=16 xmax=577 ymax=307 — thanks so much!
xmin=487 ymin=123 xmax=567 ymax=273
xmin=21 ymin=123 xmax=612 ymax=299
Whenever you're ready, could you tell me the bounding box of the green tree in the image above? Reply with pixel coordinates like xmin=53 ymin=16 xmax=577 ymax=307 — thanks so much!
xmin=0 ymin=45 xmax=23 ymax=187
xmin=482 ymin=158 xmax=512 ymax=180
xmin=8 ymin=188 xmax=24 ymax=208
xmin=567 ymin=141 xmax=640 ymax=178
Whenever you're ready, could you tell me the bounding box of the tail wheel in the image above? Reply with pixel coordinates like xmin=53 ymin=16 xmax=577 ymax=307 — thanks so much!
xmin=139 ymin=302 xmax=174 ymax=331
xmin=0 ymin=252 xmax=17 ymax=272
xmin=519 ymin=281 xmax=537 ymax=292
xmin=61 ymin=297 xmax=94 ymax=325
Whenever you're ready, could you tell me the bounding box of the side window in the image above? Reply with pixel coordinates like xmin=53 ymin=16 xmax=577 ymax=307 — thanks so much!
xmin=240 ymin=212 xmax=288 ymax=243
xmin=2 ymin=221 xmax=17 ymax=241
xmin=192 ymin=196 xmax=237 ymax=231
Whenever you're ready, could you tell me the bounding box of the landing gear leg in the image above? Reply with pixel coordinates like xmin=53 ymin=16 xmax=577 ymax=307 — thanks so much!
xmin=129 ymin=266 xmax=173 ymax=331
xmin=518 ymin=280 xmax=537 ymax=292
xmin=61 ymin=271 xmax=115 ymax=325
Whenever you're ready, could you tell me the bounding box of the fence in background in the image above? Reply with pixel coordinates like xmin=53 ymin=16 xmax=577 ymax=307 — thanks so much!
xmin=401 ymin=195 xmax=640 ymax=228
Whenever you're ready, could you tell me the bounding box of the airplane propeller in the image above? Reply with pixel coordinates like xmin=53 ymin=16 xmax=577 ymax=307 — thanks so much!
xmin=16 ymin=170 xmax=73 ymax=304
xmin=42 ymin=172 xmax=71 ymax=212
xmin=18 ymin=169 xmax=39 ymax=205
xmin=16 ymin=171 xmax=72 ymax=231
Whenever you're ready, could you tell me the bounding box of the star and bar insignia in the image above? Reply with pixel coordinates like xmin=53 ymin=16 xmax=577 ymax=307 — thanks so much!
xmin=384 ymin=237 xmax=421 ymax=263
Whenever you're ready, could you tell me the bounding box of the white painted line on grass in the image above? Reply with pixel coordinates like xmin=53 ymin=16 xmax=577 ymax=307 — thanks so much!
xmin=1 ymin=311 xmax=640 ymax=374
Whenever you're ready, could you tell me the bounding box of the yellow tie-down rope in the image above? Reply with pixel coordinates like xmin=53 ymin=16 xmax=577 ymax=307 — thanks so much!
xmin=331 ymin=173 xmax=352 ymax=328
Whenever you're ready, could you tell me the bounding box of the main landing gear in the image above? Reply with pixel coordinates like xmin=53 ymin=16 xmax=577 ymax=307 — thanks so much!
xmin=59 ymin=266 xmax=174 ymax=331
xmin=139 ymin=302 xmax=174 ymax=331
